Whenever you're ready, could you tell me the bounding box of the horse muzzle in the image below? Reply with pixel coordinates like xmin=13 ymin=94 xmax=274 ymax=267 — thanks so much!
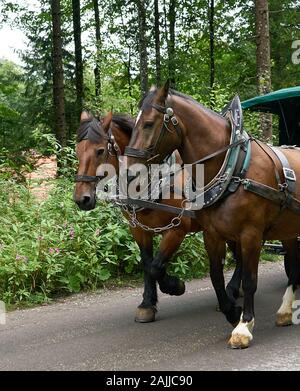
xmin=74 ymin=192 xmax=96 ymax=211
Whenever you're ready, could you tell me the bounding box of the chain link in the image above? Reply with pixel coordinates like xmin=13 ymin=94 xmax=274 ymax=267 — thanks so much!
xmin=113 ymin=197 xmax=189 ymax=233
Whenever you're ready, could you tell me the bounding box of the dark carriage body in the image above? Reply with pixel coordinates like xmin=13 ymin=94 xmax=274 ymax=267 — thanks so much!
xmin=242 ymin=86 xmax=300 ymax=258
xmin=242 ymin=86 xmax=300 ymax=146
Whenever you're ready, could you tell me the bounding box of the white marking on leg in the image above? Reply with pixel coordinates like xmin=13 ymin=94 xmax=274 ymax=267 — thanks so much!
xmin=232 ymin=313 xmax=255 ymax=340
xmin=229 ymin=312 xmax=255 ymax=348
xmin=277 ymin=285 xmax=296 ymax=316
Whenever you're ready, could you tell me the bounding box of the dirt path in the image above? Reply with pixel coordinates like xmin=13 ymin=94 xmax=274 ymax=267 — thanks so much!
xmin=25 ymin=155 xmax=57 ymax=201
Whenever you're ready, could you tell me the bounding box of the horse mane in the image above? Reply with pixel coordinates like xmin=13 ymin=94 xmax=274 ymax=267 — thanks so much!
xmin=76 ymin=114 xmax=135 ymax=143
xmin=112 ymin=114 xmax=135 ymax=136
xmin=76 ymin=118 xmax=103 ymax=143
xmin=139 ymin=90 xmax=156 ymax=110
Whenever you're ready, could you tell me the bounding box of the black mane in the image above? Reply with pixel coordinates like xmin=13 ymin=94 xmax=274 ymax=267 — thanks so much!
xmin=112 ymin=114 xmax=135 ymax=136
xmin=139 ymin=90 xmax=156 ymax=110
xmin=76 ymin=114 xmax=135 ymax=143
xmin=76 ymin=118 xmax=103 ymax=143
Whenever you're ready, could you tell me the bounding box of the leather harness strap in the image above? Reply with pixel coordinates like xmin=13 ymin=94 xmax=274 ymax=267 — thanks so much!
xmin=124 ymin=98 xmax=182 ymax=162
xmin=270 ymin=146 xmax=297 ymax=193
xmin=75 ymin=175 xmax=102 ymax=183
xmin=242 ymin=179 xmax=300 ymax=214
xmin=116 ymin=198 xmax=196 ymax=219
xmin=75 ymin=124 xmax=119 ymax=183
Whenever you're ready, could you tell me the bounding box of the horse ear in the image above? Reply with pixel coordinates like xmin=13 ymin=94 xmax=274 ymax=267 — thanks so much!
xmin=102 ymin=111 xmax=113 ymax=133
xmin=157 ymin=79 xmax=170 ymax=104
xmin=163 ymin=79 xmax=170 ymax=95
xmin=80 ymin=110 xmax=92 ymax=122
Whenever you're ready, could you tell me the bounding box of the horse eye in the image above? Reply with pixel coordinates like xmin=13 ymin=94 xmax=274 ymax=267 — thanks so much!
xmin=144 ymin=122 xmax=154 ymax=129
xmin=96 ymin=148 xmax=105 ymax=156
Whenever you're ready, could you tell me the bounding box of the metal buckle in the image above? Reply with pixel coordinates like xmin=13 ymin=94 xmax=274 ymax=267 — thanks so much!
xmin=217 ymin=173 xmax=228 ymax=183
xmin=171 ymin=116 xmax=179 ymax=126
xmin=164 ymin=114 xmax=170 ymax=122
xmin=279 ymin=183 xmax=288 ymax=191
xmin=283 ymin=167 xmax=296 ymax=182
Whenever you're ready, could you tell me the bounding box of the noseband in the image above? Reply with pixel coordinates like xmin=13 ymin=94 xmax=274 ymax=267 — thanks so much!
xmin=74 ymin=118 xmax=120 ymax=183
xmin=124 ymin=101 xmax=182 ymax=162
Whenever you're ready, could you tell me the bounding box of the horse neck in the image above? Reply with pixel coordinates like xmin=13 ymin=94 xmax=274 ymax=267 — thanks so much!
xmin=173 ymin=96 xmax=231 ymax=184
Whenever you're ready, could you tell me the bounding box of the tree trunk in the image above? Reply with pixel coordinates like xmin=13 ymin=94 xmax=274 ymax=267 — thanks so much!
xmin=93 ymin=0 xmax=101 ymax=97
xmin=209 ymin=0 xmax=215 ymax=89
xmin=168 ymin=0 xmax=176 ymax=86
xmin=208 ymin=0 xmax=215 ymax=108
xmin=72 ymin=0 xmax=84 ymax=120
xmin=137 ymin=0 xmax=148 ymax=97
xmin=255 ymin=0 xmax=272 ymax=142
xmin=154 ymin=0 xmax=161 ymax=86
xmin=51 ymin=0 xmax=67 ymax=147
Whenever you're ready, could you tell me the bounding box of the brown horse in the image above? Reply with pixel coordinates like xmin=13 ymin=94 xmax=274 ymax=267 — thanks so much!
xmin=124 ymin=82 xmax=300 ymax=348
xmin=74 ymin=111 xmax=242 ymax=323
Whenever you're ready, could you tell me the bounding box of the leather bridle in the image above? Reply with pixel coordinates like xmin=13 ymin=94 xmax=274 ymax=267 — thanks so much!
xmin=74 ymin=120 xmax=121 ymax=183
xmin=124 ymin=100 xmax=182 ymax=162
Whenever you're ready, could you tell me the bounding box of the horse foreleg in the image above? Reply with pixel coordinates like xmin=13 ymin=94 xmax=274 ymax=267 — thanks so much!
xmin=204 ymin=231 xmax=242 ymax=327
xmin=276 ymin=238 xmax=299 ymax=326
xmin=229 ymin=230 xmax=261 ymax=349
xmin=131 ymin=228 xmax=157 ymax=323
xmin=226 ymin=241 xmax=243 ymax=303
xmin=151 ymin=228 xmax=186 ymax=296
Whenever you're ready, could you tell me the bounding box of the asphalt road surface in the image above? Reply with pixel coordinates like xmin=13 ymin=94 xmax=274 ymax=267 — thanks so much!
xmin=0 ymin=261 xmax=299 ymax=371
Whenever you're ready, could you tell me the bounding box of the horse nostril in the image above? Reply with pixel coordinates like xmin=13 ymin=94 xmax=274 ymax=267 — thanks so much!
xmin=82 ymin=195 xmax=91 ymax=205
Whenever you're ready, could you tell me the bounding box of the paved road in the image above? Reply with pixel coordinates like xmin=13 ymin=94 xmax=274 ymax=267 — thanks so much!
xmin=0 ymin=261 xmax=299 ymax=371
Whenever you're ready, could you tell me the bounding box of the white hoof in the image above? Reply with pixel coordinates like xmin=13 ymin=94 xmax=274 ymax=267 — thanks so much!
xmin=276 ymin=311 xmax=293 ymax=327
xmin=276 ymin=286 xmax=295 ymax=327
xmin=228 ymin=314 xmax=254 ymax=349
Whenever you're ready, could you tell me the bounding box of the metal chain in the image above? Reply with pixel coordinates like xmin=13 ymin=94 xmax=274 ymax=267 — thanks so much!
xmin=117 ymin=198 xmax=188 ymax=233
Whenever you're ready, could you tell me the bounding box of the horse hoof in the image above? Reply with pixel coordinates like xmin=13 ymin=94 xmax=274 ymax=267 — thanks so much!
xmin=228 ymin=318 xmax=254 ymax=349
xmin=276 ymin=312 xmax=293 ymax=327
xmin=174 ymin=280 xmax=185 ymax=296
xmin=159 ymin=279 xmax=185 ymax=296
xmin=135 ymin=307 xmax=156 ymax=323
xmin=228 ymin=333 xmax=251 ymax=349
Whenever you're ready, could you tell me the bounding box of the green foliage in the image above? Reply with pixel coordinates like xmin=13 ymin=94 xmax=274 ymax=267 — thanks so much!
xmin=31 ymin=127 xmax=77 ymax=178
xmin=0 ymin=147 xmax=36 ymax=182
xmin=0 ymin=178 xmax=139 ymax=304
xmin=0 ymin=60 xmax=29 ymax=151
xmin=0 ymin=0 xmax=294 ymax=307
xmin=0 ymin=178 xmax=211 ymax=305
xmin=167 ymin=233 xmax=209 ymax=280
xmin=1 ymin=0 xmax=299 ymax=157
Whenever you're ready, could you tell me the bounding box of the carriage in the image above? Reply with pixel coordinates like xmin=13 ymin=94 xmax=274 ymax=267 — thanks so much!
xmin=242 ymin=86 xmax=300 ymax=146
xmin=242 ymin=86 xmax=300 ymax=255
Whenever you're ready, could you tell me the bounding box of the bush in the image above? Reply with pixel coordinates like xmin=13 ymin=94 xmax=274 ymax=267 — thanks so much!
xmin=0 ymin=178 xmax=211 ymax=305
xmin=0 ymin=179 xmax=138 ymax=304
